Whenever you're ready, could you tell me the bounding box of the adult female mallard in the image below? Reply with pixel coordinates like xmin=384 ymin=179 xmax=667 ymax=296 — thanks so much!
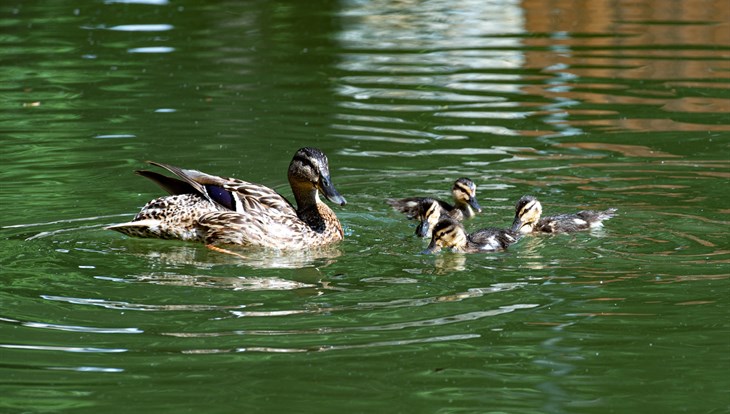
xmin=511 ymin=195 xmax=616 ymax=234
xmin=107 ymin=147 xmax=347 ymax=250
xmin=387 ymin=177 xmax=482 ymax=237
xmin=423 ymin=217 xmax=520 ymax=254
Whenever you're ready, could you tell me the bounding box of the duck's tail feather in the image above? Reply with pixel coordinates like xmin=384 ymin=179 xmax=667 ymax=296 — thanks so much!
xmin=136 ymin=169 xmax=197 ymax=196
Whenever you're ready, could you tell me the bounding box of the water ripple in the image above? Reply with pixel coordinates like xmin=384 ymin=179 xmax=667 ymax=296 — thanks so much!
xmin=96 ymin=273 xmax=319 ymax=292
xmin=22 ymin=322 xmax=142 ymax=334
xmin=161 ymin=302 xmax=537 ymax=354
xmin=182 ymin=334 xmax=481 ymax=354
xmin=0 ymin=344 xmax=126 ymax=353
xmin=47 ymin=366 xmax=125 ymax=373
xmin=41 ymin=295 xmax=247 ymax=312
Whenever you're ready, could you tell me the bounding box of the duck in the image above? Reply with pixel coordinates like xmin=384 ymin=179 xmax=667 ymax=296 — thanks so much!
xmin=107 ymin=147 xmax=347 ymax=250
xmin=423 ymin=217 xmax=520 ymax=254
xmin=386 ymin=177 xmax=482 ymax=237
xmin=413 ymin=198 xmax=447 ymax=237
xmin=511 ymin=195 xmax=616 ymax=234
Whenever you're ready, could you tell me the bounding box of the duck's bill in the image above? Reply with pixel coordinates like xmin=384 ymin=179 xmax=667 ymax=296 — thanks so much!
xmin=415 ymin=221 xmax=430 ymax=238
xmin=468 ymin=198 xmax=482 ymax=213
xmin=511 ymin=217 xmax=530 ymax=234
xmin=320 ymin=176 xmax=347 ymax=206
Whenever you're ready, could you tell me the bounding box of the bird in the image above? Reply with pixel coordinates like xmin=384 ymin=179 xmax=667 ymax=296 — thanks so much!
xmin=423 ymin=217 xmax=520 ymax=254
xmin=386 ymin=177 xmax=482 ymax=237
xmin=413 ymin=198 xmax=447 ymax=237
xmin=107 ymin=147 xmax=347 ymax=250
xmin=511 ymin=195 xmax=616 ymax=234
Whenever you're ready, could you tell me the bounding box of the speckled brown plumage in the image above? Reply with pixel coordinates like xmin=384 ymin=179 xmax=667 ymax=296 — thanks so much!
xmin=107 ymin=147 xmax=346 ymax=249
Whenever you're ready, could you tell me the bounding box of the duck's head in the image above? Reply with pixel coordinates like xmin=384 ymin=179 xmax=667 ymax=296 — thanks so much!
xmin=288 ymin=147 xmax=347 ymax=206
xmin=452 ymin=177 xmax=482 ymax=216
xmin=511 ymin=195 xmax=542 ymax=234
xmin=415 ymin=198 xmax=443 ymax=237
xmin=422 ymin=217 xmax=468 ymax=254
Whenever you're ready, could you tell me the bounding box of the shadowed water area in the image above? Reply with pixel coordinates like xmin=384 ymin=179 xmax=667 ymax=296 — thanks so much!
xmin=1 ymin=0 xmax=729 ymax=412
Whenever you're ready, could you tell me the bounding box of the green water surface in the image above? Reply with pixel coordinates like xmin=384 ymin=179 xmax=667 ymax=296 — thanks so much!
xmin=1 ymin=1 xmax=729 ymax=413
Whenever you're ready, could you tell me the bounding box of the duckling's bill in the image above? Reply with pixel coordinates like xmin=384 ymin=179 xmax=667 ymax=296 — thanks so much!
xmin=415 ymin=221 xmax=430 ymax=238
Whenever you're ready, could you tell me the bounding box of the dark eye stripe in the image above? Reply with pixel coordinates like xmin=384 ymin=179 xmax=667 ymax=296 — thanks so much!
xmin=455 ymin=184 xmax=474 ymax=194
xmin=519 ymin=200 xmax=539 ymax=215
xmin=293 ymin=155 xmax=319 ymax=172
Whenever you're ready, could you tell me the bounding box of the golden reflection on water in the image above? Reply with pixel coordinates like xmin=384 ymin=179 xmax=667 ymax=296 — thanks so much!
xmin=337 ymin=0 xmax=730 ymax=138
xmin=554 ymin=142 xmax=679 ymax=158
xmin=521 ymin=0 xmax=730 ymax=133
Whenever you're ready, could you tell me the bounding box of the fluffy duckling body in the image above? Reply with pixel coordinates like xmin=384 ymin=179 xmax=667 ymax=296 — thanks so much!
xmin=387 ymin=178 xmax=482 ymax=237
xmin=423 ymin=217 xmax=520 ymax=254
xmin=511 ymin=195 xmax=616 ymax=234
xmin=107 ymin=147 xmax=347 ymax=249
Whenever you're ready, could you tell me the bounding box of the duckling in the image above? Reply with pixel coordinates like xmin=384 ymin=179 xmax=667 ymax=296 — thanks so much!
xmin=423 ymin=217 xmax=520 ymax=254
xmin=511 ymin=195 xmax=616 ymax=234
xmin=387 ymin=177 xmax=482 ymax=237
xmin=107 ymin=147 xmax=347 ymax=249
xmin=414 ymin=198 xmax=447 ymax=237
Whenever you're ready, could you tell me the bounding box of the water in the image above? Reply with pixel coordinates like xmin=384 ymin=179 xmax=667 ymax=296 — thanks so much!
xmin=2 ymin=0 xmax=729 ymax=413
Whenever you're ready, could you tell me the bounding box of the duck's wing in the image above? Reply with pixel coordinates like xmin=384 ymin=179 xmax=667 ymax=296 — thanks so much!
xmin=469 ymin=228 xmax=518 ymax=251
xmin=195 ymin=210 xmax=302 ymax=248
xmin=577 ymin=208 xmax=617 ymax=221
xmin=140 ymin=161 xmax=297 ymax=216
xmin=135 ymin=169 xmax=198 ymax=196
xmin=387 ymin=197 xmax=452 ymax=219
xmin=576 ymin=208 xmax=617 ymax=228
xmin=539 ymin=208 xmax=617 ymax=232
xmin=386 ymin=197 xmax=423 ymax=219
xmin=535 ymin=214 xmax=579 ymax=232
xmin=221 ymin=178 xmax=298 ymax=217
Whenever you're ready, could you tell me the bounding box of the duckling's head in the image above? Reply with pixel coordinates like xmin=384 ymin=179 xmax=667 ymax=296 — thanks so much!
xmin=415 ymin=198 xmax=443 ymax=237
xmin=288 ymin=147 xmax=347 ymax=206
xmin=423 ymin=217 xmax=468 ymax=254
xmin=511 ymin=195 xmax=542 ymax=234
xmin=451 ymin=177 xmax=482 ymax=217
